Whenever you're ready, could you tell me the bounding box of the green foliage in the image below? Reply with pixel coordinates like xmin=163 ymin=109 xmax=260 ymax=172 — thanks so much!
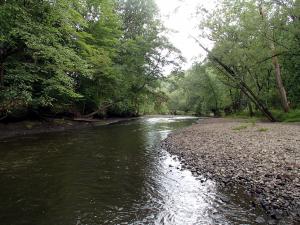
xmin=164 ymin=0 xmax=300 ymax=120
xmin=0 ymin=0 xmax=181 ymax=120
xmin=163 ymin=63 xmax=231 ymax=116
xmin=271 ymin=109 xmax=300 ymax=122
xmin=228 ymin=109 xmax=300 ymax=122
xmin=1 ymin=0 xmax=298 ymax=121
xmin=0 ymin=0 xmax=88 ymax=116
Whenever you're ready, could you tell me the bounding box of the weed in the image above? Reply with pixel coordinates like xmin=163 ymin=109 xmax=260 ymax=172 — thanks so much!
xmin=232 ymin=125 xmax=248 ymax=131
xmin=258 ymin=128 xmax=268 ymax=132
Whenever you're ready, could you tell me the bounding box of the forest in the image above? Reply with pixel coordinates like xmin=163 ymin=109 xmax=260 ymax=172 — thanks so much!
xmin=0 ymin=0 xmax=299 ymax=122
xmin=0 ymin=1 xmax=299 ymax=224
xmin=165 ymin=0 xmax=300 ymax=122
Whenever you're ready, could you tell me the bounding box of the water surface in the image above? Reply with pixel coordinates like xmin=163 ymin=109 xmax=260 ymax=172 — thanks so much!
xmin=0 ymin=116 xmax=268 ymax=225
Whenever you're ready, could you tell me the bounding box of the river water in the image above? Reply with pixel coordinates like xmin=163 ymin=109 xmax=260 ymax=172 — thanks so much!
xmin=0 ymin=116 xmax=269 ymax=225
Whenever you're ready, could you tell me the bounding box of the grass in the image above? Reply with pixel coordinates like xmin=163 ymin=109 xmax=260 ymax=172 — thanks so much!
xmin=246 ymin=117 xmax=257 ymax=126
xmin=227 ymin=108 xmax=300 ymax=123
xmin=232 ymin=125 xmax=248 ymax=131
xmin=258 ymin=127 xmax=268 ymax=132
xmin=271 ymin=109 xmax=300 ymax=122
xmin=226 ymin=111 xmax=262 ymax=121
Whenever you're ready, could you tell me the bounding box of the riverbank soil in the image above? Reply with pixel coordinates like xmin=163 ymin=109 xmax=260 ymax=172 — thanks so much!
xmin=162 ymin=118 xmax=300 ymax=224
xmin=0 ymin=118 xmax=135 ymax=140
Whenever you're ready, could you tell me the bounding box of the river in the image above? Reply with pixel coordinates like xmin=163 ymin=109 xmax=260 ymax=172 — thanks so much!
xmin=0 ymin=116 xmax=269 ymax=225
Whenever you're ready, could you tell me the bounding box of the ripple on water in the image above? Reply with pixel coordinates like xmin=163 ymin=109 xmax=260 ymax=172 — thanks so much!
xmin=0 ymin=116 xmax=269 ymax=225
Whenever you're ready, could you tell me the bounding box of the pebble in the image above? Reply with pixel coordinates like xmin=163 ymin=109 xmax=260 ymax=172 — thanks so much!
xmin=161 ymin=118 xmax=300 ymax=224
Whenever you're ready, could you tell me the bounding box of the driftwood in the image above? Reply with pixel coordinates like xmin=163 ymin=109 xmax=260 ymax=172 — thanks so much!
xmin=82 ymin=102 xmax=115 ymax=119
xmin=73 ymin=118 xmax=102 ymax=122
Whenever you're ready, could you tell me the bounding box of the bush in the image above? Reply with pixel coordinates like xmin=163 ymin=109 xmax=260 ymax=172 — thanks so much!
xmin=272 ymin=109 xmax=300 ymax=122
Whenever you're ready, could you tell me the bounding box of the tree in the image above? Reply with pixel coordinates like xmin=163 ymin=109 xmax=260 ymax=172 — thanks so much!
xmin=164 ymin=63 xmax=230 ymax=116
xmin=192 ymin=0 xmax=300 ymax=120
xmin=0 ymin=0 xmax=88 ymax=118
xmin=0 ymin=0 xmax=183 ymax=120
xmin=259 ymin=0 xmax=290 ymax=112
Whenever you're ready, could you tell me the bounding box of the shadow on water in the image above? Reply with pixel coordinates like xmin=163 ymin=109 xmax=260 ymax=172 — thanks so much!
xmin=0 ymin=116 xmax=269 ymax=225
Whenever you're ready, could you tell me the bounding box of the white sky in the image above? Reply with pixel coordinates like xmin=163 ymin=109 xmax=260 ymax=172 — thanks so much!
xmin=155 ymin=0 xmax=217 ymax=71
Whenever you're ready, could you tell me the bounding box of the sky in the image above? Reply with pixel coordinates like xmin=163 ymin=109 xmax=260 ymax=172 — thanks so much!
xmin=155 ymin=0 xmax=217 ymax=70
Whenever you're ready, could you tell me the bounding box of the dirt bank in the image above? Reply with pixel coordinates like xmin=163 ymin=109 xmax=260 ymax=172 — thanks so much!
xmin=162 ymin=118 xmax=300 ymax=224
xmin=0 ymin=117 xmax=136 ymax=140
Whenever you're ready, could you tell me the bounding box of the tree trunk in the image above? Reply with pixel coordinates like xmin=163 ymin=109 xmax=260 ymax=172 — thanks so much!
xmin=239 ymin=80 xmax=276 ymax=122
xmin=0 ymin=62 xmax=4 ymax=87
xmin=248 ymin=102 xmax=254 ymax=117
xmin=259 ymin=2 xmax=290 ymax=112
xmin=191 ymin=36 xmax=276 ymax=122
xmin=271 ymin=43 xmax=290 ymax=112
xmin=83 ymin=103 xmax=113 ymax=118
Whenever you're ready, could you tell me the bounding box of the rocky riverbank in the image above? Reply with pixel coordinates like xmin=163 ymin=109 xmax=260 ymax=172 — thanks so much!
xmin=162 ymin=118 xmax=300 ymax=224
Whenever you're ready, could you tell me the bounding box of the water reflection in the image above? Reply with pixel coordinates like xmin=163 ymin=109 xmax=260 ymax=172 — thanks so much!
xmin=152 ymin=153 xmax=216 ymax=225
xmin=0 ymin=116 xmax=268 ymax=225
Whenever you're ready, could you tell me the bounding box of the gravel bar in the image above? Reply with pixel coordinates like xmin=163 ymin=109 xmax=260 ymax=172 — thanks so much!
xmin=162 ymin=118 xmax=300 ymax=224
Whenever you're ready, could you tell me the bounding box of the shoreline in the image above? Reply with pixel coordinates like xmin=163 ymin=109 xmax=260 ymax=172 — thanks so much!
xmin=162 ymin=118 xmax=300 ymax=224
xmin=0 ymin=117 xmax=137 ymax=140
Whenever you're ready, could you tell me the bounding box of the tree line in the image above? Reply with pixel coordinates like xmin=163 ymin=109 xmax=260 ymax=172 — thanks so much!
xmin=0 ymin=0 xmax=182 ymax=121
xmin=165 ymin=0 xmax=300 ymax=122
xmin=1 ymin=0 xmax=299 ymax=122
